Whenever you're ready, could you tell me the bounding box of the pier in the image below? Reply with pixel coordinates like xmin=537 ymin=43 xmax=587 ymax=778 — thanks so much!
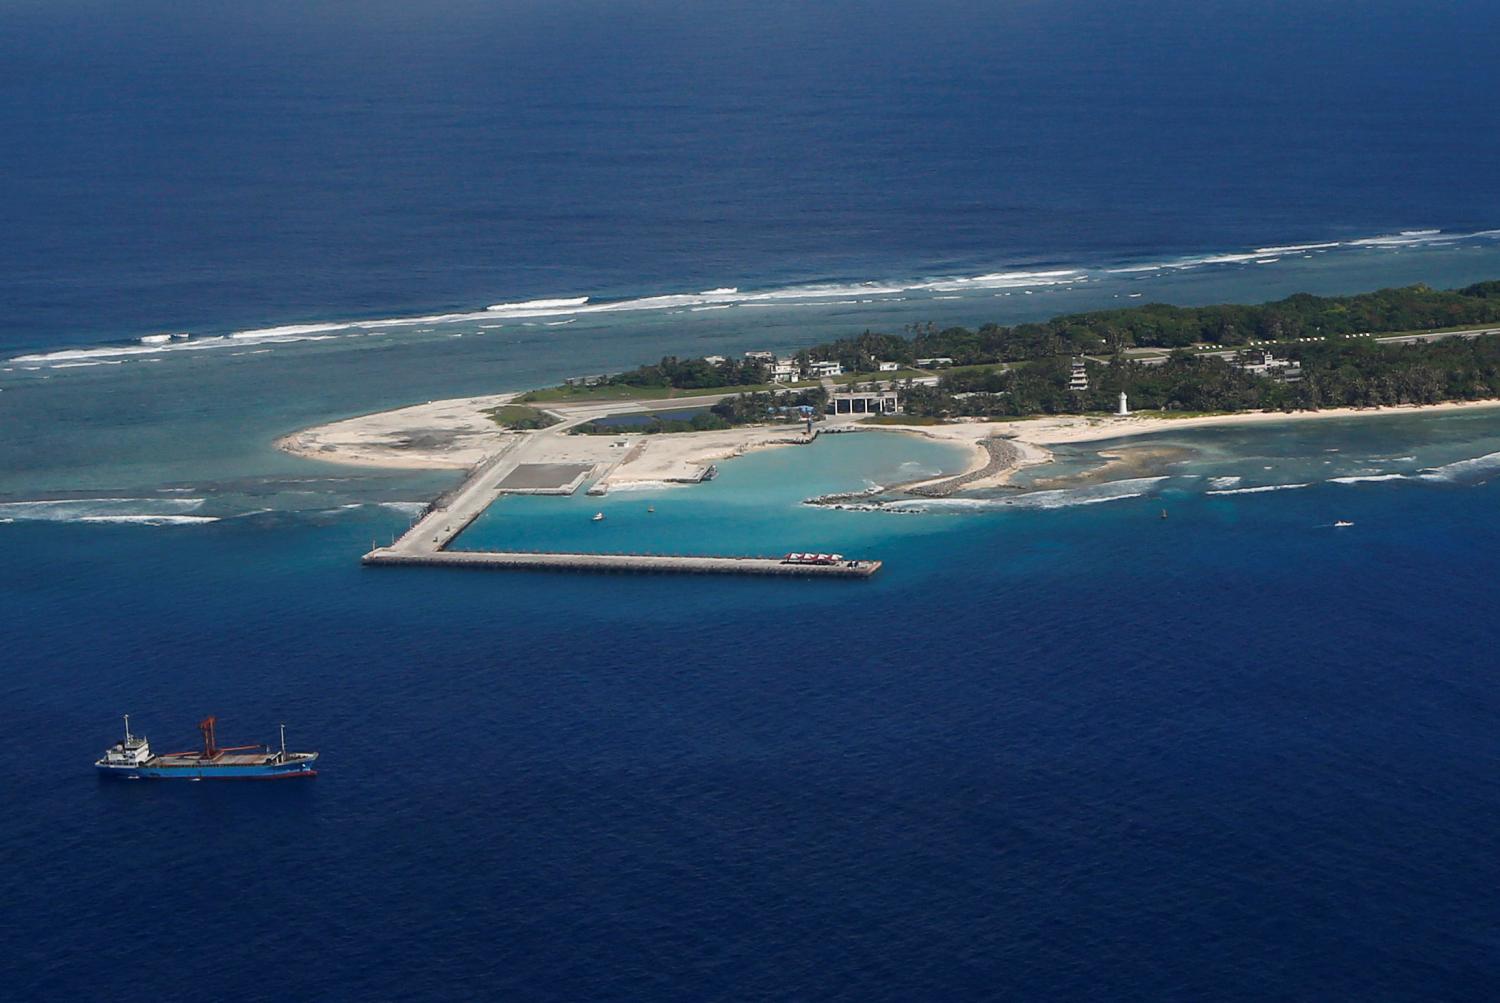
xmin=363 ymin=548 xmax=881 ymax=578
xmin=368 ymin=412 xmax=881 ymax=579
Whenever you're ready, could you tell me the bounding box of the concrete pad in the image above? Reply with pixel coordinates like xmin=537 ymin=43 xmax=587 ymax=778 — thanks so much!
xmin=495 ymin=462 xmax=594 ymax=494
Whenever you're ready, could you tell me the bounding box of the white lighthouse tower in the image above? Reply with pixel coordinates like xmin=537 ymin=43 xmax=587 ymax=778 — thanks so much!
xmin=1117 ymin=391 xmax=1130 ymax=416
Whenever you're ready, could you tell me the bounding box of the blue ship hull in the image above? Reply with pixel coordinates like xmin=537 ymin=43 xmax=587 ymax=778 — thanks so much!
xmin=98 ymin=757 xmax=317 ymax=780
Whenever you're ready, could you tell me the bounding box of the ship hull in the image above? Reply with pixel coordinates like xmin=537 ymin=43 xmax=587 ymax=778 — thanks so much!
xmin=97 ymin=756 xmax=318 ymax=780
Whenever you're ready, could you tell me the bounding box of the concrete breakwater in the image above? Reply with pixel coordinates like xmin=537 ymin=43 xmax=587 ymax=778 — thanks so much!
xmin=364 ymin=548 xmax=881 ymax=578
xmin=368 ymin=422 xmax=881 ymax=578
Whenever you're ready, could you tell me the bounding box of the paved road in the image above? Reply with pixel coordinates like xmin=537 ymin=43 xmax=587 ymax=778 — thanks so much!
xmin=386 ymin=414 xmax=594 ymax=555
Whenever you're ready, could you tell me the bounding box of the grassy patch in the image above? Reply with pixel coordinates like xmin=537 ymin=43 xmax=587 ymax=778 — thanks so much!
xmin=485 ymin=404 xmax=561 ymax=430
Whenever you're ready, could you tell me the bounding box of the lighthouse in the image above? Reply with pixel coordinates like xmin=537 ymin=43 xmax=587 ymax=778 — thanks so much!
xmin=1117 ymin=391 xmax=1130 ymax=416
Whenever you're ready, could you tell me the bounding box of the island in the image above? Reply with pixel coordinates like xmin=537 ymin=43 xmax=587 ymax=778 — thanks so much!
xmin=277 ymin=281 xmax=1500 ymax=574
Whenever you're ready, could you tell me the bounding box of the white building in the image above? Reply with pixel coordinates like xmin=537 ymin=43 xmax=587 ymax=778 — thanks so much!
xmin=769 ymin=359 xmax=801 ymax=383
xmin=1234 ymin=349 xmax=1302 ymax=381
xmin=876 ymin=361 xmax=900 ymax=372
xmin=703 ymin=355 xmax=726 ymax=365
xmin=807 ymin=360 xmax=844 ymax=379
xmin=915 ymin=357 xmax=955 ymax=368
xmin=829 ymin=389 xmax=900 ymax=416
xmin=1117 ymin=392 xmax=1130 ymax=416
xmin=1068 ymin=358 xmax=1089 ymax=392
xmin=744 ymin=350 xmax=776 ymax=362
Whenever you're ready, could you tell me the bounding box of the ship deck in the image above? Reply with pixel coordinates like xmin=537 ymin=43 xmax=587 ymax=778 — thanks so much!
xmin=154 ymin=752 xmax=278 ymax=767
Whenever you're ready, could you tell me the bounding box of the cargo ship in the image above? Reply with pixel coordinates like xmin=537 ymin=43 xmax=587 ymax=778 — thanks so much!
xmin=96 ymin=715 xmax=318 ymax=780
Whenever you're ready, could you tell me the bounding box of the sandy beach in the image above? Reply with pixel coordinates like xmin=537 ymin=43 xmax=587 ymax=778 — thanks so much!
xmin=275 ymin=393 xmax=521 ymax=470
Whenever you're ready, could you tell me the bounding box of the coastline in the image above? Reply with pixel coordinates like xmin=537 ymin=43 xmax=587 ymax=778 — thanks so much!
xmin=276 ymin=394 xmax=1500 ymax=494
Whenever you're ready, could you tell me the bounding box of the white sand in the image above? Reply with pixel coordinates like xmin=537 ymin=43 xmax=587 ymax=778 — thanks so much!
xmin=278 ymin=393 xmax=1500 ymax=492
xmin=276 ymin=394 xmax=519 ymax=469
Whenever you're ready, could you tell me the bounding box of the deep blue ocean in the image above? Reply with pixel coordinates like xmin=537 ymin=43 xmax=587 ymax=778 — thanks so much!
xmin=6 ymin=2 xmax=1500 ymax=999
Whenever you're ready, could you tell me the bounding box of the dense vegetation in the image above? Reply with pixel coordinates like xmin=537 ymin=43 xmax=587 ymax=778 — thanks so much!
xmin=802 ymin=281 xmax=1500 ymax=370
xmin=902 ymin=335 xmax=1500 ymax=418
xmin=539 ymin=282 xmax=1500 ymax=421
xmin=575 ymin=282 xmax=1500 ymax=396
xmin=709 ymin=386 xmax=828 ymax=423
xmin=608 ymin=355 xmax=770 ymax=390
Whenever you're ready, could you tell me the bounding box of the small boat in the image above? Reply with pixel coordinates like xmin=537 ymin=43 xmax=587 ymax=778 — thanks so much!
xmin=1334 ymin=519 xmax=1354 ymax=528
xmin=1160 ymin=509 xmax=1169 ymax=520
xmin=592 ymin=512 xmax=605 ymax=522
xmin=647 ymin=505 xmax=655 ymax=513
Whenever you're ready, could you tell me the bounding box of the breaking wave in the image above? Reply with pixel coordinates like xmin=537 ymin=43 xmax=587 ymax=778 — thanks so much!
xmin=1205 ymin=482 xmax=1310 ymax=495
xmin=1417 ymin=449 xmax=1500 ymax=482
xmin=1328 ymin=473 xmax=1411 ymax=484
xmin=12 ymin=226 xmax=1500 ymax=368
xmin=485 ymin=296 xmax=590 ymax=312
xmin=0 ymin=497 xmax=218 ymax=525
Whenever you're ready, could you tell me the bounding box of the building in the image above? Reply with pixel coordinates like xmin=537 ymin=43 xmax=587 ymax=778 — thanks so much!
xmin=564 ymin=374 xmax=611 ymax=387
xmin=769 ymin=359 xmax=801 ymax=383
xmin=915 ymin=357 xmax=955 ymax=368
xmin=1116 ymin=392 xmax=1130 ymax=416
xmin=828 ymin=388 xmax=900 ymax=416
xmin=807 ymin=360 xmax=844 ymax=379
xmin=1234 ymin=349 xmax=1302 ymax=381
xmin=1069 ymin=358 xmax=1089 ymax=392
xmin=703 ymin=354 xmax=726 ymax=365
xmin=876 ymin=361 xmax=900 ymax=372
xmin=743 ymin=350 xmax=776 ymax=362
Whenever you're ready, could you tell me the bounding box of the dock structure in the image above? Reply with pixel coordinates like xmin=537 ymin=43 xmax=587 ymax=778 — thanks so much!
xmin=371 ymin=410 xmax=882 ymax=579
xmin=363 ymin=548 xmax=881 ymax=578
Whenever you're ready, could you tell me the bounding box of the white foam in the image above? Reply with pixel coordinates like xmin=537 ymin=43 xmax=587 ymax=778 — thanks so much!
xmin=377 ymin=501 xmax=429 ymax=516
xmin=1254 ymin=241 xmax=1342 ymax=254
xmin=1328 ymin=473 xmax=1410 ymax=484
xmin=1205 ymin=483 xmax=1310 ymax=495
xmin=1207 ymin=475 xmax=1242 ymax=489
xmin=1347 ymin=229 xmax=1446 ymax=247
xmin=18 ymin=226 xmax=1500 ymax=367
xmin=0 ymin=497 xmax=210 ymax=524
xmin=9 ymin=332 xmax=341 ymax=365
xmin=485 ymin=296 xmax=590 ymax=312
xmin=76 ymin=515 xmax=220 ymax=526
xmin=1418 ymin=449 xmax=1500 ymax=482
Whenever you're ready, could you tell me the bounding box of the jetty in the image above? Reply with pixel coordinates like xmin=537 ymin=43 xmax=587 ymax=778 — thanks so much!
xmin=365 ymin=412 xmax=881 ymax=579
xmin=363 ymin=549 xmax=881 ymax=578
